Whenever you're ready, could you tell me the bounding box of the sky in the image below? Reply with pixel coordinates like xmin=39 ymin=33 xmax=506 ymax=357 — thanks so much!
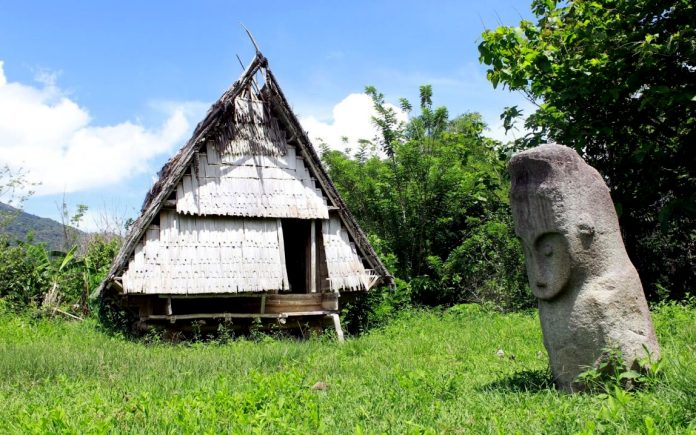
xmin=0 ymin=1 xmax=535 ymax=231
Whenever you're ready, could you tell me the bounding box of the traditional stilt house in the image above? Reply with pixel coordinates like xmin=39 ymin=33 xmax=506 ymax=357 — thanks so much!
xmin=96 ymin=52 xmax=391 ymax=338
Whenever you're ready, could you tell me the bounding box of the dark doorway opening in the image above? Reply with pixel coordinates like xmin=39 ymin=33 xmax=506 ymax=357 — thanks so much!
xmin=281 ymin=219 xmax=310 ymax=293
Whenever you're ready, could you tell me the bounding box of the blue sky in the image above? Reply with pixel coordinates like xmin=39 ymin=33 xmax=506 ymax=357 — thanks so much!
xmin=0 ymin=1 xmax=534 ymax=231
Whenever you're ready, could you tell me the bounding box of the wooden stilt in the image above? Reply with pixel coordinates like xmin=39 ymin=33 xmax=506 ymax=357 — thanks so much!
xmin=328 ymin=313 xmax=344 ymax=342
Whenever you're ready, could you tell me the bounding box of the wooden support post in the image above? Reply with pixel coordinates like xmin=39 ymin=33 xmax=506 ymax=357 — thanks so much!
xmin=328 ymin=313 xmax=344 ymax=342
xmin=166 ymin=297 xmax=173 ymax=315
xmin=277 ymin=218 xmax=289 ymax=291
xmin=310 ymin=221 xmax=317 ymax=293
xmin=260 ymin=295 xmax=266 ymax=314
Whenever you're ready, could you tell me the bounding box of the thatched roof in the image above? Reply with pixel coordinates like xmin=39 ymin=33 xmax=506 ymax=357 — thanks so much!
xmin=95 ymin=52 xmax=392 ymax=297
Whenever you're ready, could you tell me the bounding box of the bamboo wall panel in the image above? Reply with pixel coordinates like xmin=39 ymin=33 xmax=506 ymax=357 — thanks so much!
xmin=122 ymin=212 xmax=289 ymax=294
xmin=322 ymin=216 xmax=368 ymax=291
xmin=176 ymin=143 xmax=329 ymax=219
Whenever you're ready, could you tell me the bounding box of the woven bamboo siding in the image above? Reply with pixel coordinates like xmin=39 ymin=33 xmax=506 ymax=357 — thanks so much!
xmin=122 ymin=212 xmax=288 ymax=294
xmin=176 ymin=143 xmax=328 ymax=219
xmin=322 ymin=216 xmax=368 ymax=291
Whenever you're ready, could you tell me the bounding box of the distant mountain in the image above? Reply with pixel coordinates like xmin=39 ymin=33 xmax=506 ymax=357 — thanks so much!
xmin=0 ymin=202 xmax=86 ymax=251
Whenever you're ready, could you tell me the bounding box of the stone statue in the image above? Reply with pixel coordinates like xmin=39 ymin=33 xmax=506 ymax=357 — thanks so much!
xmin=508 ymin=144 xmax=660 ymax=392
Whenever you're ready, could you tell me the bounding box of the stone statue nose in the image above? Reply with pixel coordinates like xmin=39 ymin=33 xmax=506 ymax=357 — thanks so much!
xmin=532 ymin=256 xmax=546 ymax=288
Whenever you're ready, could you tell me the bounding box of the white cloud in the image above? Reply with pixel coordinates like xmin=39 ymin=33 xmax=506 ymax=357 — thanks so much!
xmin=299 ymin=93 xmax=408 ymax=154
xmin=0 ymin=60 xmax=193 ymax=195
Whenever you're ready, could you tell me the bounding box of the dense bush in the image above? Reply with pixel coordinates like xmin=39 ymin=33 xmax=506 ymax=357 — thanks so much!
xmin=341 ymin=279 xmax=414 ymax=334
xmin=0 ymin=238 xmax=52 ymax=309
xmin=80 ymin=235 xmax=121 ymax=294
xmin=438 ymin=212 xmax=532 ymax=310
xmin=0 ymin=234 xmax=120 ymax=314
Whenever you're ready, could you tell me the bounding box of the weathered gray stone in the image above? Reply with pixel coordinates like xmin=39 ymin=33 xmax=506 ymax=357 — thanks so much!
xmin=508 ymin=144 xmax=660 ymax=392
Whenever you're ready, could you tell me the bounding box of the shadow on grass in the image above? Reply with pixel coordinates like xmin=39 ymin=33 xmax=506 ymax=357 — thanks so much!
xmin=482 ymin=369 xmax=556 ymax=393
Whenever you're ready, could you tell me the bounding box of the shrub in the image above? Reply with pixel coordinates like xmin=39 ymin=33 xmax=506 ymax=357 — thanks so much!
xmin=0 ymin=234 xmax=121 ymax=314
xmin=403 ymin=212 xmax=533 ymax=312
xmin=0 ymin=238 xmax=51 ymax=309
xmin=576 ymin=346 xmax=663 ymax=393
xmin=441 ymin=214 xmax=533 ymax=311
xmin=341 ymin=279 xmax=413 ymax=335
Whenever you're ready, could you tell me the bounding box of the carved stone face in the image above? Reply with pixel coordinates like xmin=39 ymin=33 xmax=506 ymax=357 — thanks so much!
xmin=523 ymin=232 xmax=571 ymax=300
xmin=508 ymin=144 xmax=661 ymax=392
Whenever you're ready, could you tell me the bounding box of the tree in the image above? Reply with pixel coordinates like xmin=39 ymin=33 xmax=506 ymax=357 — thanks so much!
xmin=0 ymin=165 xmax=38 ymax=229
xmin=321 ymin=86 xmax=531 ymax=309
xmin=57 ymin=199 xmax=88 ymax=252
xmin=479 ymin=0 xmax=695 ymax=300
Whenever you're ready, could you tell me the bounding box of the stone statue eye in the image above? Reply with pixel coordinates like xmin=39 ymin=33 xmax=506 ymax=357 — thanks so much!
xmin=542 ymin=244 xmax=553 ymax=257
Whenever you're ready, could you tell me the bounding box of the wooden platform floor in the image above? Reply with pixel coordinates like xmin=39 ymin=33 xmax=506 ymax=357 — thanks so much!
xmin=127 ymin=292 xmax=344 ymax=341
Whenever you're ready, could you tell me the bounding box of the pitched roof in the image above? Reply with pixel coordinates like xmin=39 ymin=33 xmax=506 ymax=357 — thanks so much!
xmin=95 ymin=52 xmax=392 ymax=297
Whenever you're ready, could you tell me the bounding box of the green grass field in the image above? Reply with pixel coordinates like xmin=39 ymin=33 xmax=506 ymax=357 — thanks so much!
xmin=0 ymin=302 xmax=694 ymax=434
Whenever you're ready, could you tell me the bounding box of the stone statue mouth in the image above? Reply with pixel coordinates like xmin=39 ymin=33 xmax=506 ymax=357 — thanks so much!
xmin=536 ymin=282 xmax=547 ymax=288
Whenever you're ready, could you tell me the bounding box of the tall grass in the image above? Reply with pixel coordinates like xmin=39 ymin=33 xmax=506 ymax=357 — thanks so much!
xmin=0 ymin=302 xmax=694 ymax=433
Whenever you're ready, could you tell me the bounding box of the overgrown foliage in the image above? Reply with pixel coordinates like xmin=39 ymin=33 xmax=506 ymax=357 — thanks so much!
xmin=0 ymin=237 xmax=52 ymax=308
xmin=0 ymin=234 xmax=120 ymax=314
xmin=321 ymin=86 xmax=531 ymax=310
xmin=479 ymin=0 xmax=696 ymax=300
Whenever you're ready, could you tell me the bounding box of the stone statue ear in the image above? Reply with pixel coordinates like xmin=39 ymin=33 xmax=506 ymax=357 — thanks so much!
xmin=577 ymin=214 xmax=595 ymax=237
